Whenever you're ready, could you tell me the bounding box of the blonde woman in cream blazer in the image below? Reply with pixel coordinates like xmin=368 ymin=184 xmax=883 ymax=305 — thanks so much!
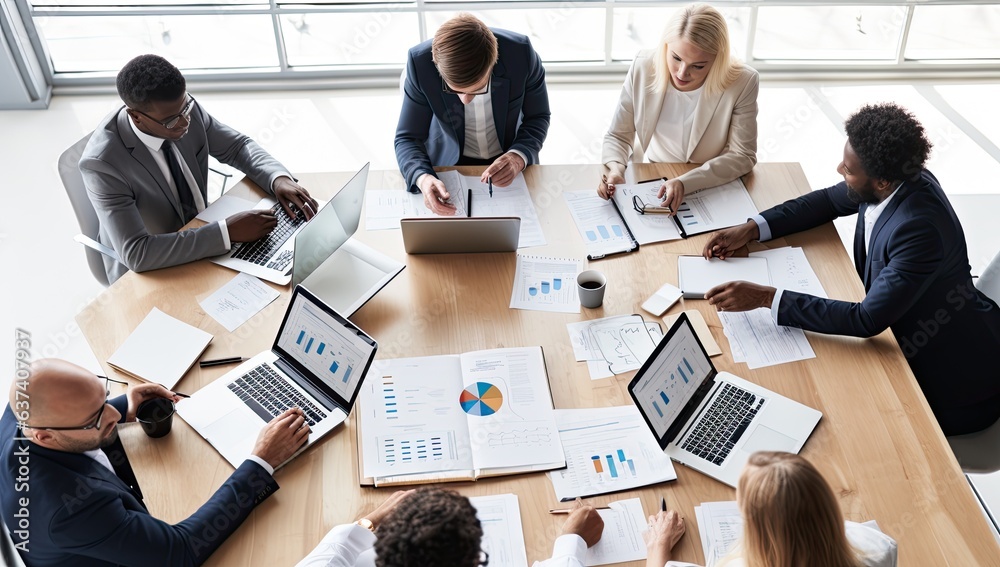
xmin=599 ymin=4 xmax=758 ymax=211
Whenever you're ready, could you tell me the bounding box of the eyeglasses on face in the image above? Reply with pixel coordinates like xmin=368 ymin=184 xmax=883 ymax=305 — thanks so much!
xmin=442 ymin=76 xmax=491 ymax=96
xmin=19 ymin=375 xmax=128 ymax=431
xmin=132 ymin=94 xmax=195 ymax=130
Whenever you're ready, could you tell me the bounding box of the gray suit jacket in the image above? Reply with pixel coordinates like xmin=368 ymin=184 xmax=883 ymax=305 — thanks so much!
xmin=80 ymin=105 xmax=288 ymax=283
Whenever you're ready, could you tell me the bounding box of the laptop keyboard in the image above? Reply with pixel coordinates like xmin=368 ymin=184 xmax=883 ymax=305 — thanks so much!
xmin=227 ymin=364 xmax=327 ymax=426
xmin=231 ymin=204 xmax=305 ymax=267
xmin=680 ymin=383 xmax=765 ymax=466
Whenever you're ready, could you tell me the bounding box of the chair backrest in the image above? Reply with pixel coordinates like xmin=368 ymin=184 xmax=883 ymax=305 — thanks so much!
xmin=977 ymin=249 xmax=1000 ymax=304
xmin=60 ymin=132 xmax=111 ymax=287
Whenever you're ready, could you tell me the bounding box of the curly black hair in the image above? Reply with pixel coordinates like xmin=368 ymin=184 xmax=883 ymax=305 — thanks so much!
xmin=116 ymin=54 xmax=185 ymax=111
xmin=374 ymin=488 xmax=483 ymax=567
xmin=844 ymin=103 xmax=932 ymax=182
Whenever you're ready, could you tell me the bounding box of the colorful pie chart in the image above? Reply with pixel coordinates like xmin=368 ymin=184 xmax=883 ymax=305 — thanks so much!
xmin=459 ymin=382 xmax=504 ymax=417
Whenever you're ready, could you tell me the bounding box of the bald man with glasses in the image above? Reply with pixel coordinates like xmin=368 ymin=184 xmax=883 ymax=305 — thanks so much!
xmin=0 ymin=359 xmax=309 ymax=567
xmin=81 ymin=54 xmax=318 ymax=283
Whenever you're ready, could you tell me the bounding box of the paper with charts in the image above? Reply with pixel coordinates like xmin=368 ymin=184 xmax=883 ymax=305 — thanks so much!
xmin=469 ymin=494 xmax=529 ymax=567
xmin=718 ymin=247 xmax=823 ymax=369
xmin=563 ymin=191 xmax=636 ymax=257
xmin=673 ymin=178 xmax=758 ymax=237
xmin=694 ymin=501 xmax=742 ymax=567
xmin=611 ymin=180 xmax=684 ymax=244
xmin=358 ymin=346 xmax=565 ymax=485
xmin=510 ymin=255 xmax=583 ymax=313
xmin=566 ymin=315 xmax=663 ymax=379
xmin=586 ymin=498 xmax=649 ymax=566
xmin=548 ymin=405 xmax=677 ymax=501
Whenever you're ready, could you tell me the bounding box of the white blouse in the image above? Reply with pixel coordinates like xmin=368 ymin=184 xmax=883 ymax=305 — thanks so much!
xmin=645 ymin=84 xmax=704 ymax=163
xmin=664 ymin=521 xmax=898 ymax=567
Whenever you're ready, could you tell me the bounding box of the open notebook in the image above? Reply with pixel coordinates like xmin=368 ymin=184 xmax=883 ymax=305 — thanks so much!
xmin=357 ymin=346 xmax=565 ymax=486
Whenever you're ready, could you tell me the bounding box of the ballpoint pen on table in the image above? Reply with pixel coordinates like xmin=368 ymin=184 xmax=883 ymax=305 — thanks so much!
xmin=468 ymin=188 xmax=473 ymax=217
xmin=199 ymin=356 xmax=248 ymax=368
xmin=549 ymin=506 xmax=611 ymax=514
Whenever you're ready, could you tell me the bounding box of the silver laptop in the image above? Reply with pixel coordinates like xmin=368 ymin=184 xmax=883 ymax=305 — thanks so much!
xmin=177 ymin=285 xmax=377 ymax=469
xmin=211 ymin=163 xmax=370 ymax=285
xmin=401 ymin=217 xmax=520 ymax=254
xmin=628 ymin=313 xmax=821 ymax=487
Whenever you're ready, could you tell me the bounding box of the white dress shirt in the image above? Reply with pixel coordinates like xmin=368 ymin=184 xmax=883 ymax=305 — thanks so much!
xmin=645 ymin=85 xmax=704 ymax=164
xmin=83 ymin=448 xmax=114 ymax=474
xmin=128 ymin=118 xmax=230 ymax=249
xmin=295 ymin=527 xmax=587 ymax=567
xmin=464 ymin=91 xmax=504 ymax=160
xmin=753 ymin=185 xmax=901 ymax=323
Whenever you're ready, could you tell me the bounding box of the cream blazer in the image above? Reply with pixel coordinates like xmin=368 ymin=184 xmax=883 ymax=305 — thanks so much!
xmin=602 ymin=50 xmax=759 ymax=192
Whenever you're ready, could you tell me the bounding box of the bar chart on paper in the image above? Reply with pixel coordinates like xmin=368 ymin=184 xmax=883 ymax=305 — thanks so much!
xmin=549 ymin=406 xmax=676 ymax=500
xmin=510 ymin=254 xmax=582 ymax=313
xmin=563 ymin=191 xmax=634 ymax=256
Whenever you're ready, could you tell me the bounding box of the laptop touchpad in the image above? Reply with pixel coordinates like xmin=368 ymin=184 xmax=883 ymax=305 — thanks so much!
xmin=742 ymin=425 xmax=798 ymax=454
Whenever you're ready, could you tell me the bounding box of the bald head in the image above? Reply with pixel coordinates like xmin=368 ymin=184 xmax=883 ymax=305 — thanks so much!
xmin=12 ymin=359 xmax=106 ymax=427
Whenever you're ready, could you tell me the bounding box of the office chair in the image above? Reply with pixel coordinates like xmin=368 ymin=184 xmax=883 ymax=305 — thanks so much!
xmin=976 ymin=248 xmax=1000 ymax=304
xmin=59 ymin=132 xmax=121 ymax=288
xmin=1 ymin=511 xmax=26 ymax=567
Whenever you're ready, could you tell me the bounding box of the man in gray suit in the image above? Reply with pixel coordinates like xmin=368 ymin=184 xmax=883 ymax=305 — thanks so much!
xmin=81 ymin=54 xmax=319 ymax=283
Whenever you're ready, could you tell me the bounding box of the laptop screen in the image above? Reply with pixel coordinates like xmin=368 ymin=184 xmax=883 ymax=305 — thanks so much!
xmin=274 ymin=286 xmax=377 ymax=408
xmin=628 ymin=313 xmax=715 ymax=444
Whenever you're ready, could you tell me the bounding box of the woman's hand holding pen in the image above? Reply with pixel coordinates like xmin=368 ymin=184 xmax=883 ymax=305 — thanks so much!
xmin=598 ymin=167 xmax=626 ymax=200
xmin=657 ymin=179 xmax=685 ymax=214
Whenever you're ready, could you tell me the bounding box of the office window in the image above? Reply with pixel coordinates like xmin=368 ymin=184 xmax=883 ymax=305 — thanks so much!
xmin=34 ymin=14 xmax=279 ymax=73
xmin=280 ymin=11 xmax=420 ymax=67
xmin=753 ymin=5 xmax=906 ymax=61
xmin=425 ymin=9 xmax=605 ymax=63
xmin=611 ymin=6 xmax=749 ymax=62
xmin=906 ymin=5 xmax=1000 ymax=60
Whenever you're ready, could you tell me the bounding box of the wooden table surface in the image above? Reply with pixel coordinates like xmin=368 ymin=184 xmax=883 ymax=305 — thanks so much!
xmin=76 ymin=163 xmax=1000 ymax=566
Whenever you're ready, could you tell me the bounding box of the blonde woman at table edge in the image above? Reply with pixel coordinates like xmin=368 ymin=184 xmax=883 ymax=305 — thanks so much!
xmin=646 ymin=452 xmax=898 ymax=567
xmin=598 ymin=3 xmax=758 ymax=213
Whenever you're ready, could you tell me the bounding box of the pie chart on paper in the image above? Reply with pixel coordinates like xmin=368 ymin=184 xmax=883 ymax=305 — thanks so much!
xmin=459 ymin=382 xmax=504 ymax=417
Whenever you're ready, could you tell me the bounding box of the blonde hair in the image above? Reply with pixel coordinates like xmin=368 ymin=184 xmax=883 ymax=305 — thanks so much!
xmin=653 ymin=3 xmax=743 ymax=96
xmin=432 ymin=14 xmax=498 ymax=89
xmin=717 ymin=452 xmax=865 ymax=567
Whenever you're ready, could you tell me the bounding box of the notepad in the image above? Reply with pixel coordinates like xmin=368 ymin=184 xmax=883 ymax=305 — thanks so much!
xmin=677 ymin=256 xmax=771 ymax=299
xmin=107 ymin=308 xmax=213 ymax=389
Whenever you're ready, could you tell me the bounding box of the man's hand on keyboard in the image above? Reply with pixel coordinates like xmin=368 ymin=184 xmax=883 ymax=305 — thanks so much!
xmin=251 ymin=408 xmax=310 ymax=469
xmin=227 ymin=209 xmax=278 ymax=242
xmin=274 ymin=176 xmax=319 ymax=220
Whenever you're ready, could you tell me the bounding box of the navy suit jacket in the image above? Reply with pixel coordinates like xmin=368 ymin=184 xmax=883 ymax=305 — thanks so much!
xmin=0 ymin=396 xmax=279 ymax=566
xmin=394 ymin=28 xmax=551 ymax=191
xmin=762 ymin=170 xmax=1000 ymax=435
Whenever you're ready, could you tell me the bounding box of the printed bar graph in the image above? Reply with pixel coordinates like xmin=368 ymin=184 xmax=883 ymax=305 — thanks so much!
xmin=605 ymin=455 xmax=618 ymax=478
xmin=382 ymin=376 xmax=397 ymax=419
xmin=592 ymin=456 xmax=603 ymax=473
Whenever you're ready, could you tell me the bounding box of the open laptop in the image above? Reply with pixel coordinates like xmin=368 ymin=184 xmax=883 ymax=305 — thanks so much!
xmin=628 ymin=313 xmax=821 ymax=487
xmin=177 ymin=285 xmax=377 ymax=469
xmin=401 ymin=217 xmax=520 ymax=254
xmin=211 ymin=163 xmax=370 ymax=285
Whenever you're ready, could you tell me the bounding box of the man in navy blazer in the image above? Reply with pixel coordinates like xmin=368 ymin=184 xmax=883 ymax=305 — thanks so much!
xmin=394 ymin=14 xmax=550 ymax=215
xmin=1 ymin=359 xmax=310 ymax=566
xmin=702 ymin=103 xmax=1000 ymax=437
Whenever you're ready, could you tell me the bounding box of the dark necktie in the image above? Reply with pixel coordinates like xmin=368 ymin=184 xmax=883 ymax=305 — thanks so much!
xmin=162 ymin=140 xmax=198 ymax=223
xmin=103 ymin=436 xmax=145 ymax=505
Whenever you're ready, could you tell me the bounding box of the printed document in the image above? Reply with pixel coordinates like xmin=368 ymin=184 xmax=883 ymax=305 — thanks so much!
xmin=566 ymin=315 xmax=663 ymax=378
xmin=469 ymin=494 xmax=529 ymax=567
xmin=548 ymin=406 xmax=676 ymax=501
xmin=563 ymin=191 xmax=637 ymax=257
xmin=511 ymin=255 xmax=583 ymax=313
xmin=693 ymin=501 xmax=742 ymax=567
xmin=200 ymin=273 xmax=280 ymax=332
xmin=585 ymin=498 xmax=648 ymax=566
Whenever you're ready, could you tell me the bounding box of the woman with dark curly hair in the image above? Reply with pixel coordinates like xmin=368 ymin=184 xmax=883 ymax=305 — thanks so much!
xmin=296 ymin=488 xmax=604 ymax=566
xmin=701 ymin=102 xmax=1000 ymax=442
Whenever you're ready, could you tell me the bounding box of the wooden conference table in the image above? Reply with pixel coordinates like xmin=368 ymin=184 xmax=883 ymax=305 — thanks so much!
xmin=76 ymin=163 xmax=999 ymax=566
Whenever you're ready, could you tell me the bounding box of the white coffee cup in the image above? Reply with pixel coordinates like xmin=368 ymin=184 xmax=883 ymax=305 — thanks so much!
xmin=577 ymin=270 xmax=607 ymax=309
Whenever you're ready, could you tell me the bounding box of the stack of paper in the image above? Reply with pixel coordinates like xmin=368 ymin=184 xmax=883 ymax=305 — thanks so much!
xmin=585 ymin=498 xmax=649 ymax=566
xmin=548 ymin=406 xmax=676 ymax=501
xmin=107 ymin=308 xmax=213 ymax=389
xmin=694 ymin=501 xmax=743 ymax=567
xmin=468 ymin=494 xmax=529 ymax=567
xmin=717 ymin=247 xmax=823 ymax=369
xmin=566 ymin=315 xmax=663 ymax=379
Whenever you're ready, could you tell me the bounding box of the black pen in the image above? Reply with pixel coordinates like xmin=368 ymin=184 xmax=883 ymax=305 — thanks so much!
xmin=467 ymin=188 xmax=472 ymax=217
xmin=638 ymin=176 xmax=669 ymax=185
xmin=488 ymin=176 xmax=493 ymax=198
xmin=199 ymin=356 xmax=247 ymax=368
xmin=661 ymin=496 xmax=667 ymax=512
